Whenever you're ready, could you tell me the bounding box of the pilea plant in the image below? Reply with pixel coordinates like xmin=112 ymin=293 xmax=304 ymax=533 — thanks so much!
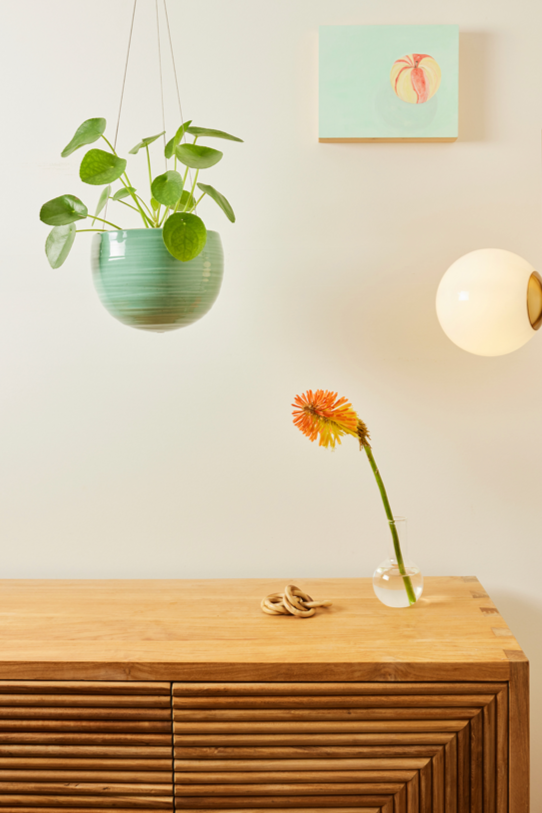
xmin=40 ymin=117 xmax=242 ymax=268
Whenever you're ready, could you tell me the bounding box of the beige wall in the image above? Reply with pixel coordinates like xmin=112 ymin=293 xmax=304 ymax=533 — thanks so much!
xmin=0 ymin=0 xmax=540 ymax=802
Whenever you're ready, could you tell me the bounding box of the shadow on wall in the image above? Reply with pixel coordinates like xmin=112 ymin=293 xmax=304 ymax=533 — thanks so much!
xmin=491 ymin=590 xmax=541 ymax=808
xmin=459 ymin=32 xmax=491 ymax=142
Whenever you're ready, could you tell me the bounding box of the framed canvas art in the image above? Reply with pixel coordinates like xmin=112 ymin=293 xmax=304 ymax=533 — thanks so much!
xmin=319 ymin=24 xmax=459 ymax=142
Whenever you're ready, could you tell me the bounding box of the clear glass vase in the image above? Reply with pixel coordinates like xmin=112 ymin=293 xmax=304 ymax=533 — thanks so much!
xmin=372 ymin=517 xmax=423 ymax=608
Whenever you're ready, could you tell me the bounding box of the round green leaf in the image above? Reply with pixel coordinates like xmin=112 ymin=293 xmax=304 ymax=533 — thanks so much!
xmin=61 ymin=118 xmax=107 ymax=158
xmin=129 ymin=132 xmax=166 ymax=155
xmin=45 ymin=224 xmax=77 ymax=268
xmin=80 ymin=149 xmax=127 ymax=185
xmin=187 ymin=126 xmax=243 ymax=143
xmin=92 ymin=184 xmax=111 ymax=225
xmin=197 ymin=182 xmax=235 ymax=223
xmin=174 ymin=144 xmax=223 ymax=169
xmin=40 ymin=194 xmax=88 ymax=226
xmin=178 ymin=190 xmax=196 ymax=212
xmin=164 ymin=120 xmax=192 ymax=159
xmin=151 ymin=170 xmax=184 ymax=207
xmin=163 ymin=213 xmax=207 ymax=262
xmin=112 ymin=186 xmax=136 ymax=201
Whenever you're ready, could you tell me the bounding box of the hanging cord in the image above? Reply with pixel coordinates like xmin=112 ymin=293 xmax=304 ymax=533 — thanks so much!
xmin=114 ymin=0 xmax=138 ymax=151
xmin=104 ymin=0 xmax=138 ymax=224
xmin=155 ymin=0 xmax=167 ymax=171
xmin=163 ymin=0 xmax=195 ymax=207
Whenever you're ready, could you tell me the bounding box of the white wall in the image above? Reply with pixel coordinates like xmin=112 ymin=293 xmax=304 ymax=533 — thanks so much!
xmin=1 ymin=0 xmax=540 ymax=801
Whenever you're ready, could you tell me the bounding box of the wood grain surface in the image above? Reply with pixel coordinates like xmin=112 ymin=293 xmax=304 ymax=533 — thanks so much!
xmin=0 ymin=681 xmax=173 ymax=810
xmin=0 ymin=577 xmax=523 ymax=681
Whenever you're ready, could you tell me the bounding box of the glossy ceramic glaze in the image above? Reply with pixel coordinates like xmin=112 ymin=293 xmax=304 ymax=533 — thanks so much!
xmin=91 ymin=229 xmax=224 ymax=332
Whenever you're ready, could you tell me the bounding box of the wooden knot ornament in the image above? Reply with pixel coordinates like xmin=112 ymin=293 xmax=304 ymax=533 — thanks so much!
xmin=261 ymin=584 xmax=332 ymax=618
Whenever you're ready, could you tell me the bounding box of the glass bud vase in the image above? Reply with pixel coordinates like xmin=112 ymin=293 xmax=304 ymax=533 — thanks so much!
xmin=372 ymin=517 xmax=423 ymax=608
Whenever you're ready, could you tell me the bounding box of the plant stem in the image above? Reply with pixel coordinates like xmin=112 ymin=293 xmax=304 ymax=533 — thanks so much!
xmin=76 ymin=229 xmax=106 ymax=232
xmin=145 ymin=145 xmax=153 ymax=195
xmin=100 ymin=137 xmax=150 ymax=228
xmin=194 ymin=192 xmax=206 ymax=207
xmin=363 ymin=445 xmax=417 ymax=606
xmin=159 ymin=207 xmax=170 ymax=227
xmin=184 ymin=169 xmax=200 ymax=211
xmin=115 ymin=199 xmax=146 ymax=217
xmin=91 ymin=215 xmax=123 ymax=230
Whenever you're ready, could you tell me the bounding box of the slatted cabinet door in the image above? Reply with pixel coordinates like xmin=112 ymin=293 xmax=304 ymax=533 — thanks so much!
xmin=173 ymin=681 xmax=510 ymax=813
xmin=0 ymin=680 xmax=174 ymax=812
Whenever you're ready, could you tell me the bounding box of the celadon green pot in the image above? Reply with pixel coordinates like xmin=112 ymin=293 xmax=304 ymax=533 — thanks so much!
xmin=91 ymin=229 xmax=224 ymax=332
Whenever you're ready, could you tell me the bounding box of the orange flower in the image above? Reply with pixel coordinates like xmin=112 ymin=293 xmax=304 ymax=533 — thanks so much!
xmin=292 ymin=389 xmax=359 ymax=448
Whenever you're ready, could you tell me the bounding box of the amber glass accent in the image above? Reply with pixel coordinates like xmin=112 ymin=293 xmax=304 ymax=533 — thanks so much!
xmin=527 ymin=271 xmax=542 ymax=330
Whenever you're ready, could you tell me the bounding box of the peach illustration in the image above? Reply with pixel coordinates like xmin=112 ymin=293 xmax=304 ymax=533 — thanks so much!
xmin=390 ymin=54 xmax=441 ymax=104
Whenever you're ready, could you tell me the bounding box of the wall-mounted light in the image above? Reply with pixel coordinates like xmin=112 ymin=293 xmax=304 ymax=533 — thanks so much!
xmin=436 ymin=248 xmax=542 ymax=356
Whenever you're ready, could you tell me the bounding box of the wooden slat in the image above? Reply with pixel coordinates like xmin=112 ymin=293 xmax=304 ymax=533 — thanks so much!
xmin=175 ymin=783 xmax=404 ymax=796
xmin=0 ymin=695 xmax=170 ymax=708
xmin=173 ymin=721 xmax=467 ymax=734
xmin=495 ymin=688 xmax=508 ymax=813
xmin=0 ymin=810 xmax=173 ymax=813
xmin=0 ymin=757 xmax=171 ymax=770
xmin=0 ymin=796 xmax=172 ymax=808
xmin=0 ymin=746 xmax=172 ymax=758
xmin=174 ymin=734 xmax=458 ymax=747
xmin=173 ymin=809 xmax=380 ymax=813
xmin=406 ymin=772 xmax=418 ymax=813
xmin=431 ymin=748 xmax=444 ymax=813
xmin=444 ymin=736 xmax=457 ymax=813
xmin=174 ymin=759 xmax=430 ymax=772
xmin=419 ymin=761 xmax=431 ymax=813
xmin=174 ymin=746 xmax=445 ymax=759
xmin=0 ymin=683 xmax=170 ymax=695
xmin=483 ymin=696 xmax=496 ymax=813
xmin=0 ymin=782 xmax=170 ymax=796
xmin=174 ymin=771 xmax=417 ymax=784
xmin=394 ymin=783 xmax=406 ymax=813
xmin=172 ymin=695 xmax=493 ymax=709
xmin=174 ymin=797 xmax=390 ymax=808
xmin=0 ymin=733 xmax=170 ymax=745
xmin=172 ymin=684 xmax=507 ymax=698
xmin=173 ymin=709 xmax=478 ymax=722
xmin=0 ymin=708 xmax=171 ymax=720
xmin=0 ymin=721 xmax=171 ymax=732
xmin=469 ymin=713 xmax=483 ymax=812
xmin=508 ymin=657 xmax=528 ymax=813
xmin=456 ymin=723 xmax=469 ymax=813
xmin=0 ymin=771 xmax=171 ymax=782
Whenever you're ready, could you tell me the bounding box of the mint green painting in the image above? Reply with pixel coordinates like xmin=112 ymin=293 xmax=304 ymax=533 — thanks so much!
xmin=319 ymin=25 xmax=459 ymax=141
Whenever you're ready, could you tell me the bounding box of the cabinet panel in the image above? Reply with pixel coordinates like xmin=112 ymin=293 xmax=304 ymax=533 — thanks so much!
xmin=173 ymin=682 xmax=509 ymax=812
xmin=0 ymin=681 xmax=174 ymax=811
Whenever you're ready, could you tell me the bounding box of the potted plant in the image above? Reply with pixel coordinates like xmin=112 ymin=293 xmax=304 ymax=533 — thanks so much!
xmin=40 ymin=118 xmax=242 ymax=331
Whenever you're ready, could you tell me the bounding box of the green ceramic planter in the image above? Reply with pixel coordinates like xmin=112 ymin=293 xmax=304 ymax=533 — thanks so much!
xmin=91 ymin=229 xmax=224 ymax=332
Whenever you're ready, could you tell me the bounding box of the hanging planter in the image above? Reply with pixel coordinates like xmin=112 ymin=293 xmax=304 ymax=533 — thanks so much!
xmin=92 ymin=228 xmax=224 ymax=332
xmin=40 ymin=117 xmax=241 ymax=332
xmin=39 ymin=2 xmax=242 ymax=332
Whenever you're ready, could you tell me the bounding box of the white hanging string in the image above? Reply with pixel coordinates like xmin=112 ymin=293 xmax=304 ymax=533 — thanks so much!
xmin=162 ymin=0 xmax=195 ymax=203
xmin=114 ymin=0 xmax=138 ymax=151
xmin=155 ymin=0 xmax=167 ymax=171
xmin=105 ymin=0 xmax=193 ymax=222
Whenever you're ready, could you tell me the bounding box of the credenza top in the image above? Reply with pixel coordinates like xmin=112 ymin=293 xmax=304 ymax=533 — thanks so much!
xmin=0 ymin=577 xmax=526 ymax=681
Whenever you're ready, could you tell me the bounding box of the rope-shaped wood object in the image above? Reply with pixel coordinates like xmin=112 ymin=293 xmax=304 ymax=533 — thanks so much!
xmin=261 ymin=584 xmax=332 ymax=618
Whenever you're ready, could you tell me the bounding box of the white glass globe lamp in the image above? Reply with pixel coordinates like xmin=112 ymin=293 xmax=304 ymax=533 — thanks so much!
xmin=436 ymin=248 xmax=542 ymax=356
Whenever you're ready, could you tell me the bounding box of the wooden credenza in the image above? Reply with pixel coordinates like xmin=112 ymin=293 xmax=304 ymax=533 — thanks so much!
xmin=0 ymin=577 xmax=529 ymax=812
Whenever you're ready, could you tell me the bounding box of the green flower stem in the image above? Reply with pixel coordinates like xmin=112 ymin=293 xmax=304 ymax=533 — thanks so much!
xmin=115 ymin=199 xmax=148 ymax=218
xmin=363 ymin=445 xmax=417 ymax=606
xmin=91 ymin=214 xmax=122 ymax=230
xmin=158 ymin=207 xmax=170 ymax=227
xmin=194 ymin=192 xmax=206 ymax=207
